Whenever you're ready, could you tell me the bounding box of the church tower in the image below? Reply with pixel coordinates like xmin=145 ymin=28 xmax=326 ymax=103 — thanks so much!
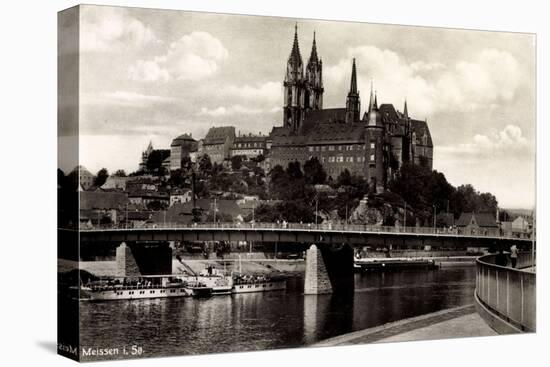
xmin=345 ymin=58 xmax=361 ymax=123
xmin=365 ymin=83 xmax=386 ymax=193
xmin=283 ymin=24 xmax=306 ymax=133
xmin=305 ymin=32 xmax=324 ymax=111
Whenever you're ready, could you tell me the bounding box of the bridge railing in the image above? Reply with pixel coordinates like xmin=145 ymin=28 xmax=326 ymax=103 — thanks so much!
xmin=79 ymin=221 xmax=530 ymax=239
xmin=476 ymin=252 xmax=536 ymax=332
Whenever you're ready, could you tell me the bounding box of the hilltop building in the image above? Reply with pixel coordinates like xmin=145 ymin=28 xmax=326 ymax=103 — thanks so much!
xmin=170 ymin=133 xmax=198 ymax=171
xmin=230 ymin=132 xmax=268 ymax=159
xmin=71 ymin=165 xmax=94 ymax=190
xmin=200 ymin=126 xmax=236 ymax=164
xmin=139 ymin=141 xmax=154 ymax=172
xmin=270 ymin=26 xmax=433 ymax=192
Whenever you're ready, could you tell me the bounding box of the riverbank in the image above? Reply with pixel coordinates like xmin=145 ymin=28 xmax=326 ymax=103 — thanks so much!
xmin=313 ymin=304 xmax=496 ymax=347
xmin=58 ymin=258 xmax=304 ymax=277
xmin=59 ymin=255 xmax=476 ymax=277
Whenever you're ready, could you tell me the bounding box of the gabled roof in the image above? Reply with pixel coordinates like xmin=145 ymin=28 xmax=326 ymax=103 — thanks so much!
xmin=204 ymin=126 xmax=236 ymax=145
xmin=304 ymin=108 xmax=346 ymax=127
xmin=150 ymin=199 xmax=243 ymax=224
xmin=456 ymin=212 xmax=498 ymax=228
xmin=171 ymin=133 xmax=196 ymax=146
xmin=234 ymin=135 xmax=267 ymax=144
xmin=379 ymin=104 xmax=400 ymax=124
xmin=411 ymin=119 xmax=433 ymax=147
xmin=79 ymin=191 xmax=127 ymax=210
xmin=306 ymin=123 xmax=364 ymax=144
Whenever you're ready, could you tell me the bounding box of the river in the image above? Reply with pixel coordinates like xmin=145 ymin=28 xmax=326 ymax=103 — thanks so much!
xmin=79 ymin=265 xmax=475 ymax=361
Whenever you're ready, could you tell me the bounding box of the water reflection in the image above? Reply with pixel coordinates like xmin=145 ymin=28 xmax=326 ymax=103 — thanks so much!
xmin=80 ymin=266 xmax=475 ymax=361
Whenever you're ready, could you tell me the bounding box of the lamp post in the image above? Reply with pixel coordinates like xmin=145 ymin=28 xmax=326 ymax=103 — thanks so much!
xmin=213 ymin=197 xmax=217 ymax=225
xmin=315 ymin=194 xmax=319 ymax=229
xmin=433 ymin=204 xmax=437 ymax=233
xmin=403 ymin=201 xmax=407 ymax=232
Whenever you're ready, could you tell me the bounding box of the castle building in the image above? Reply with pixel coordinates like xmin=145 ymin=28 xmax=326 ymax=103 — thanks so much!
xmin=170 ymin=133 xmax=198 ymax=171
xmin=200 ymin=126 xmax=236 ymax=164
xmin=269 ymin=27 xmax=434 ymax=192
xmin=139 ymin=141 xmax=154 ymax=172
xmin=230 ymin=132 xmax=267 ymax=159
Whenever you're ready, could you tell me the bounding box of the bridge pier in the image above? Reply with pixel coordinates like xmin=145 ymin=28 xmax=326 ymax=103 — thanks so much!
xmin=304 ymin=244 xmax=354 ymax=295
xmin=115 ymin=242 xmax=172 ymax=277
xmin=304 ymin=245 xmax=333 ymax=295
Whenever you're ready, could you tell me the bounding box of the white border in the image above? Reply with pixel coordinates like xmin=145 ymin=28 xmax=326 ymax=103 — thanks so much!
xmin=1 ymin=1 xmax=546 ymax=366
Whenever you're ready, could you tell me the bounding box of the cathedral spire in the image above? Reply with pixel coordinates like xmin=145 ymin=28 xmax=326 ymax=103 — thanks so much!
xmin=345 ymin=58 xmax=360 ymax=123
xmin=309 ymin=31 xmax=318 ymax=63
xmin=374 ymin=91 xmax=378 ymax=109
xmin=288 ymin=23 xmax=302 ymax=65
xmin=368 ymin=80 xmax=375 ymax=112
xmin=349 ymin=58 xmax=358 ymax=94
xmin=403 ymin=99 xmax=409 ymax=118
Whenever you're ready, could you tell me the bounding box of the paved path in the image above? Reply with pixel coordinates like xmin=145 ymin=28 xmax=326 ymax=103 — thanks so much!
xmin=314 ymin=304 xmax=496 ymax=347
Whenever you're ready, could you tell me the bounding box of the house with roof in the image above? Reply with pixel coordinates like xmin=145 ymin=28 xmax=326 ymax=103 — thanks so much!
xmin=500 ymin=216 xmax=532 ymax=238
xmin=456 ymin=212 xmax=499 ymax=236
xmin=101 ymin=175 xmax=128 ymax=191
xmin=151 ymin=199 xmax=244 ymax=225
xmin=71 ymin=165 xmax=94 ymax=190
xmin=79 ymin=191 xmax=128 ymax=228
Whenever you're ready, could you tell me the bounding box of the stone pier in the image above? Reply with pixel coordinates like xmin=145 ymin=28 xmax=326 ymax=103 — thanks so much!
xmin=304 ymin=243 xmax=355 ymax=295
xmin=304 ymin=244 xmax=333 ymax=295
xmin=115 ymin=242 xmax=173 ymax=277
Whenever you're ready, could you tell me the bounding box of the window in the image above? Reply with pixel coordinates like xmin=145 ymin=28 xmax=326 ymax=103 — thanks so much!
xmin=309 ymin=146 xmax=314 ymax=152
xmin=338 ymin=146 xmax=342 ymax=151
xmin=370 ymin=142 xmax=375 ymax=149
xmin=321 ymin=146 xmax=326 ymax=152
xmin=350 ymin=157 xmax=354 ymax=163
xmin=370 ymin=154 xmax=375 ymax=162
xmin=329 ymin=145 xmax=335 ymax=151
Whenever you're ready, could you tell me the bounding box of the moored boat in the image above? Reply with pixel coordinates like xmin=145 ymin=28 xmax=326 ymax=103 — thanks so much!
xmin=231 ymin=275 xmax=287 ymax=294
xmin=79 ymin=275 xmax=194 ymax=301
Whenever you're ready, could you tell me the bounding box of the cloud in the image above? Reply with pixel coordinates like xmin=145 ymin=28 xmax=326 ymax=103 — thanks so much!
xmin=437 ymin=124 xmax=530 ymax=157
xmin=221 ymin=82 xmax=282 ymax=104
xmin=324 ymin=46 xmax=522 ymax=118
xmin=82 ymin=91 xmax=176 ymax=107
xmin=198 ymin=104 xmax=278 ymax=117
xmin=128 ymin=31 xmax=228 ymax=82
xmin=81 ymin=7 xmax=158 ymax=52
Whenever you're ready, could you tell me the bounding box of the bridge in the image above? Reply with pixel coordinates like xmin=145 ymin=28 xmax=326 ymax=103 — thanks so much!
xmin=74 ymin=222 xmax=531 ymax=245
xmin=59 ymin=222 xmax=534 ymax=295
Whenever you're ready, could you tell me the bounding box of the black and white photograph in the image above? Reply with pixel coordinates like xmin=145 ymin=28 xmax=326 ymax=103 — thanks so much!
xmin=56 ymin=3 xmax=536 ymax=363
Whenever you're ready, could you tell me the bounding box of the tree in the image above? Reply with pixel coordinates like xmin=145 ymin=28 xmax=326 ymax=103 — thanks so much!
xmin=146 ymin=149 xmax=170 ymax=173
xmin=304 ymin=157 xmax=327 ymax=185
xmin=181 ymin=156 xmax=193 ymax=172
xmin=286 ymin=161 xmax=303 ymax=180
xmin=113 ymin=169 xmax=127 ymax=177
xmin=169 ymin=169 xmax=185 ymax=188
xmin=94 ymin=168 xmax=109 ymax=187
xmin=336 ymin=169 xmax=352 ymax=187
xmin=198 ymin=154 xmax=212 ymax=176
xmin=231 ymin=155 xmax=244 ymax=171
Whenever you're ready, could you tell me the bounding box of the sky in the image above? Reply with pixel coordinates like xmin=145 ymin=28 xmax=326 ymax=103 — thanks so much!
xmin=60 ymin=5 xmax=536 ymax=209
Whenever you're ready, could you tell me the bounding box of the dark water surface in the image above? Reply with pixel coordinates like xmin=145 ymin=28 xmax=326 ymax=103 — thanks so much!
xmin=79 ymin=266 xmax=475 ymax=360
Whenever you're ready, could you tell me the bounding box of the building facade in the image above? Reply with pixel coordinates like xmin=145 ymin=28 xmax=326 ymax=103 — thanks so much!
xmin=230 ymin=133 xmax=268 ymax=159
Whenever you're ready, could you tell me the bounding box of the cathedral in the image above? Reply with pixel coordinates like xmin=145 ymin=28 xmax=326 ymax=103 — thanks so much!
xmin=269 ymin=26 xmax=434 ymax=193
